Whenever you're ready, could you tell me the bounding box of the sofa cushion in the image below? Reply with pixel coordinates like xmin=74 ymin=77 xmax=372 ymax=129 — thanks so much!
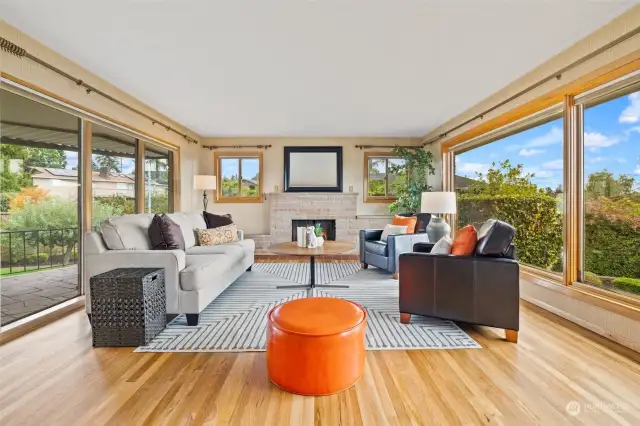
xmin=197 ymin=224 xmax=239 ymax=246
xmin=380 ymin=224 xmax=407 ymax=242
xmin=186 ymin=243 xmax=244 ymax=261
xmin=365 ymin=240 xmax=388 ymax=257
xmin=475 ymin=219 xmax=516 ymax=257
xmin=100 ymin=214 xmax=154 ymax=250
xmin=180 ymin=254 xmax=237 ymax=291
xmin=392 ymin=215 xmax=417 ymax=234
xmin=451 ymin=225 xmax=477 ymax=256
xmin=167 ymin=213 xmax=197 ymax=249
xmin=183 ymin=211 xmax=208 ymax=230
xmin=148 ymin=214 xmax=186 ymax=250
xmin=203 ymin=211 xmax=233 ymax=229
xmin=431 ymin=236 xmax=453 ymax=255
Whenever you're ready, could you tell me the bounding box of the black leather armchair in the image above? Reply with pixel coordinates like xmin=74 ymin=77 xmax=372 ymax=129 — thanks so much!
xmin=398 ymin=241 xmax=520 ymax=343
xmin=359 ymin=229 xmax=430 ymax=278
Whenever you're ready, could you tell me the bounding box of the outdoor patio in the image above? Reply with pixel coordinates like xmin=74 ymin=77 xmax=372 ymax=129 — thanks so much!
xmin=1 ymin=266 xmax=79 ymax=326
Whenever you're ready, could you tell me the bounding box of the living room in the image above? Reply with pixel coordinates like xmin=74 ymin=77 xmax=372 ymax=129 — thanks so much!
xmin=1 ymin=1 xmax=640 ymax=425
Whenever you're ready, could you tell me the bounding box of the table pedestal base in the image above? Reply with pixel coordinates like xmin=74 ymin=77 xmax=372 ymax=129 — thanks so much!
xmin=276 ymin=256 xmax=350 ymax=292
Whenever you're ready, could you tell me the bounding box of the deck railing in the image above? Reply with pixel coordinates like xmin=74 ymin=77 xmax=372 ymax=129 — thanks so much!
xmin=0 ymin=228 xmax=79 ymax=275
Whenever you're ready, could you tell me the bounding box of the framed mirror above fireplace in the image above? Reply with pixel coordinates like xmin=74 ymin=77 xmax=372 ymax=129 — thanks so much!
xmin=284 ymin=146 xmax=343 ymax=192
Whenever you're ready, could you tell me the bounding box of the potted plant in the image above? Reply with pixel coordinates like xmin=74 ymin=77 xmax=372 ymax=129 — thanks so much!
xmin=388 ymin=147 xmax=436 ymax=213
xmin=314 ymin=223 xmax=324 ymax=246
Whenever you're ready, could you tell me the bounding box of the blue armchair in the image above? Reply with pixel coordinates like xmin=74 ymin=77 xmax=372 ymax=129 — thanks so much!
xmin=359 ymin=229 xmax=430 ymax=279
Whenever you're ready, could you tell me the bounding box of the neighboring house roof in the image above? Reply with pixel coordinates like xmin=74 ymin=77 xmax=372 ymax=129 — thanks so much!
xmin=28 ymin=167 xmax=135 ymax=184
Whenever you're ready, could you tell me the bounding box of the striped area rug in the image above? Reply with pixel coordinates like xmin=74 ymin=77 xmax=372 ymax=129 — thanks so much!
xmin=135 ymin=263 xmax=480 ymax=352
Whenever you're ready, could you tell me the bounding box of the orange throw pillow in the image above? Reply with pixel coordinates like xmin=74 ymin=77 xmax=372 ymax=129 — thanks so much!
xmin=392 ymin=215 xmax=418 ymax=234
xmin=451 ymin=225 xmax=478 ymax=255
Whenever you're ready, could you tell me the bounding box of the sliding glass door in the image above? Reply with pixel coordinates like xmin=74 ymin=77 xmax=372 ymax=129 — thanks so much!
xmin=0 ymin=90 xmax=81 ymax=326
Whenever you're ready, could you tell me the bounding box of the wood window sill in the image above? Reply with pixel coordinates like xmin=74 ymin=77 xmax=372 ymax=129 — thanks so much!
xmin=521 ymin=268 xmax=640 ymax=322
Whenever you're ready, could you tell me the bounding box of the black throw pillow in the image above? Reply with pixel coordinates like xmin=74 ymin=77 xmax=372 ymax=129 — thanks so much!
xmin=148 ymin=214 xmax=186 ymax=250
xmin=203 ymin=211 xmax=233 ymax=229
xmin=475 ymin=219 xmax=516 ymax=257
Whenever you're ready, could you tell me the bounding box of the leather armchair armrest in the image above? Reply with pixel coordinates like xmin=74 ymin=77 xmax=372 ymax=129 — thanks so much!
xmin=413 ymin=242 xmax=435 ymax=253
xmin=387 ymin=233 xmax=431 ymax=274
xmin=359 ymin=229 xmax=384 ymax=263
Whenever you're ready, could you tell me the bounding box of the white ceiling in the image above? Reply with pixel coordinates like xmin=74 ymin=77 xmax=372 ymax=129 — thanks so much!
xmin=0 ymin=0 xmax=636 ymax=137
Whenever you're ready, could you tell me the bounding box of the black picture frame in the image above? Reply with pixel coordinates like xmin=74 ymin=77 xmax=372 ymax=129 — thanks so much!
xmin=284 ymin=146 xmax=343 ymax=192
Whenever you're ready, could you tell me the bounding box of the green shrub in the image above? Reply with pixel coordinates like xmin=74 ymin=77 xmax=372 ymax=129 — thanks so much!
xmin=612 ymin=277 xmax=640 ymax=295
xmin=458 ymin=193 xmax=563 ymax=270
xmin=26 ymin=253 xmax=49 ymax=265
xmin=583 ymin=271 xmax=603 ymax=287
xmin=584 ymin=211 xmax=640 ymax=280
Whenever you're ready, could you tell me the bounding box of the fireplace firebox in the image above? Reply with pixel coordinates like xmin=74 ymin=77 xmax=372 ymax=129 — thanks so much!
xmin=291 ymin=220 xmax=336 ymax=242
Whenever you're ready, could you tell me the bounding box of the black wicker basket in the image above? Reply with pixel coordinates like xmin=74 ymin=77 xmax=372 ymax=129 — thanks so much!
xmin=90 ymin=268 xmax=166 ymax=347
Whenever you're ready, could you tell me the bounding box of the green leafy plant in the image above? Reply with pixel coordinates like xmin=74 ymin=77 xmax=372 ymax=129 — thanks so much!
xmin=612 ymin=277 xmax=640 ymax=295
xmin=583 ymin=271 xmax=603 ymax=287
xmin=314 ymin=223 xmax=323 ymax=237
xmin=388 ymin=147 xmax=435 ymax=213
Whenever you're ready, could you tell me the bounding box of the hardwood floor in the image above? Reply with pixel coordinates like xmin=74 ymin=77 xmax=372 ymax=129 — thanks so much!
xmin=1 ymin=302 xmax=639 ymax=425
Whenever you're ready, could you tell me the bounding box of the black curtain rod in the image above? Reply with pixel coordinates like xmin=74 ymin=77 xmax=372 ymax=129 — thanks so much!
xmin=354 ymin=145 xmax=422 ymax=150
xmin=0 ymin=37 xmax=198 ymax=145
xmin=422 ymin=24 xmax=640 ymax=146
xmin=202 ymin=144 xmax=273 ymax=150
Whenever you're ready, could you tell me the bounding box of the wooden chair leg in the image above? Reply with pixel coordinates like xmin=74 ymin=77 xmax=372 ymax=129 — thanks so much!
xmin=400 ymin=313 xmax=411 ymax=324
xmin=392 ymin=272 xmax=399 ymax=280
xmin=505 ymin=329 xmax=518 ymax=343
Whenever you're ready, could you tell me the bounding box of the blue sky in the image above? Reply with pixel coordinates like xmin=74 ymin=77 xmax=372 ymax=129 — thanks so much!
xmin=456 ymin=91 xmax=640 ymax=190
xmin=64 ymin=152 xmax=135 ymax=174
xmin=221 ymin=158 xmax=259 ymax=179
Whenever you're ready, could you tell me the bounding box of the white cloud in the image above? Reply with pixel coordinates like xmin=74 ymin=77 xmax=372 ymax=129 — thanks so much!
xmin=535 ymin=170 xmax=555 ymax=178
xmin=526 ymin=126 xmax=563 ymax=147
xmin=519 ymin=148 xmax=545 ymax=156
xmin=619 ymin=92 xmax=640 ymax=123
xmin=541 ymin=159 xmax=563 ymax=170
xmin=455 ymin=160 xmax=490 ymax=176
xmin=635 ymin=166 xmax=640 ymax=175
xmin=589 ymin=156 xmax=605 ymax=164
xmin=617 ymin=158 xmax=628 ymax=164
xmin=584 ymin=132 xmax=618 ymax=151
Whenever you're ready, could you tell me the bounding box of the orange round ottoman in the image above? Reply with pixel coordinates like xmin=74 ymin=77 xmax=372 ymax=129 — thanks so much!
xmin=266 ymin=297 xmax=367 ymax=396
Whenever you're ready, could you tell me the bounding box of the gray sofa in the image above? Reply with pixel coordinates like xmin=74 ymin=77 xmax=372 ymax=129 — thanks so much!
xmin=359 ymin=229 xmax=430 ymax=278
xmin=84 ymin=212 xmax=254 ymax=326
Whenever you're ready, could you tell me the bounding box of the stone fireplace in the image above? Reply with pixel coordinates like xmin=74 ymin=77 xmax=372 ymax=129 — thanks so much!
xmin=263 ymin=192 xmax=392 ymax=248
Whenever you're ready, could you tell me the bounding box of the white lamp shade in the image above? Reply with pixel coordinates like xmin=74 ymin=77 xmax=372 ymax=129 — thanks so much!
xmin=421 ymin=191 xmax=457 ymax=214
xmin=194 ymin=175 xmax=217 ymax=190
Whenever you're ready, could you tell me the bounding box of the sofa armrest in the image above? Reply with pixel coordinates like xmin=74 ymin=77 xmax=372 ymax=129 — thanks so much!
xmin=387 ymin=233 xmax=431 ymax=274
xmin=237 ymin=229 xmax=244 ymax=241
xmin=398 ymin=252 xmax=519 ymax=330
xmin=84 ymin=249 xmax=186 ymax=314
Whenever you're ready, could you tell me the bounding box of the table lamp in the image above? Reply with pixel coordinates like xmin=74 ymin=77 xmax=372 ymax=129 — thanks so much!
xmin=421 ymin=192 xmax=457 ymax=242
xmin=194 ymin=175 xmax=217 ymax=211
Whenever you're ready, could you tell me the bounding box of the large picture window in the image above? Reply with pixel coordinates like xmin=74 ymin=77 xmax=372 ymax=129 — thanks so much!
xmin=580 ymin=88 xmax=640 ymax=297
xmin=454 ymin=115 xmax=564 ymax=275
xmin=214 ymin=152 xmax=262 ymax=203
xmin=364 ymin=152 xmax=406 ymax=202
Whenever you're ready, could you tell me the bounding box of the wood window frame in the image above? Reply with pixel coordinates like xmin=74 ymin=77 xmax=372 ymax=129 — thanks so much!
xmin=440 ymin=53 xmax=640 ymax=318
xmin=214 ymin=151 xmax=263 ymax=203
xmin=363 ymin=152 xmax=406 ymax=203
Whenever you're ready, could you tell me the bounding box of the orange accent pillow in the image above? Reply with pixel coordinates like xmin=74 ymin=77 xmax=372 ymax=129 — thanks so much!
xmin=451 ymin=225 xmax=478 ymax=255
xmin=392 ymin=215 xmax=418 ymax=234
